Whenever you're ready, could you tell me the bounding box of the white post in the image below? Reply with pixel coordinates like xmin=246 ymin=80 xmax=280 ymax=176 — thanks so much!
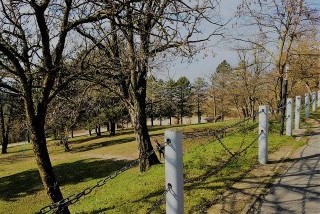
xmin=258 ymin=106 xmax=268 ymax=164
xmin=286 ymin=98 xmax=293 ymax=136
xmin=295 ymin=96 xmax=301 ymax=130
xmin=165 ymin=130 xmax=183 ymax=214
xmin=318 ymin=91 xmax=320 ymax=108
xmin=312 ymin=92 xmax=316 ymax=112
xmin=305 ymin=94 xmax=310 ymax=118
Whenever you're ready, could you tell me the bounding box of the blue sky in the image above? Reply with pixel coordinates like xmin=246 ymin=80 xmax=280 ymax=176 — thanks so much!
xmin=158 ymin=0 xmax=241 ymax=82
xmin=160 ymin=0 xmax=320 ymax=83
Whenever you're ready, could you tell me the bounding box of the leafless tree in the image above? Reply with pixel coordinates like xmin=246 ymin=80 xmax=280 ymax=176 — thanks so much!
xmin=77 ymin=0 xmax=225 ymax=172
xmin=235 ymin=0 xmax=319 ymax=103
xmin=0 ymin=0 xmax=118 ymax=212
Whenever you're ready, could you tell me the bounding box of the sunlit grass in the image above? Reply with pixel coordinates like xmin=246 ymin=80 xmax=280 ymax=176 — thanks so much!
xmin=0 ymin=119 xmax=305 ymax=214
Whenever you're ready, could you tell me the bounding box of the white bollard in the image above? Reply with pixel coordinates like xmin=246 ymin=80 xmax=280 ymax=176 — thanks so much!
xmin=286 ymin=98 xmax=293 ymax=136
xmin=305 ymin=94 xmax=310 ymax=118
xmin=312 ymin=92 xmax=316 ymax=112
xmin=318 ymin=91 xmax=320 ymax=108
xmin=165 ymin=130 xmax=183 ymax=214
xmin=295 ymin=96 xmax=301 ymax=130
xmin=258 ymin=106 xmax=268 ymax=164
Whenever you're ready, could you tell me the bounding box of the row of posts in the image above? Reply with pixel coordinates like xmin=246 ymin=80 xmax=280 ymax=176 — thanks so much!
xmin=259 ymin=92 xmax=319 ymax=164
xmin=163 ymin=92 xmax=318 ymax=213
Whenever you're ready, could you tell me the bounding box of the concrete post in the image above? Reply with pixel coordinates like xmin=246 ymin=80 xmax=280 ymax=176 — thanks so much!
xmin=258 ymin=106 xmax=268 ymax=164
xmin=312 ymin=92 xmax=316 ymax=112
xmin=286 ymin=98 xmax=293 ymax=136
xmin=295 ymin=96 xmax=301 ymax=130
xmin=305 ymin=94 xmax=310 ymax=118
xmin=165 ymin=130 xmax=183 ymax=214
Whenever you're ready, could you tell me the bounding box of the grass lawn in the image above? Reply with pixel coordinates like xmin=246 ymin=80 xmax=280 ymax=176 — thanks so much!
xmin=0 ymin=119 xmax=305 ymax=214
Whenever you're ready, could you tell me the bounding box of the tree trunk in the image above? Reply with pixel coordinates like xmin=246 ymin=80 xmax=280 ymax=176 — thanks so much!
xmin=278 ymin=76 xmax=284 ymax=113
xmin=127 ymin=95 xmax=160 ymax=172
xmin=109 ymin=118 xmax=115 ymax=136
xmin=150 ymin=101 xmax=154 ymax=127
xmin=27 ymin=130 xmax=30 ymax=143
xmin=213 ymin=95 xmax=217 ymax=122
xmin=0 ymin=100 xmax=8 ymax=154
xmin=221 ymin=98 xmax=225 ymax=121
xmin=30 ymin=121 xmax=70 ymax=213
xmin=1 ymin=136 xmax=8 ymax=154
xmin=53 ymin=129 xmax=58 ymax=140
xmin=71 ymin=127 xmax=74 ymax=138
xmin=197 ymin=95 xmax=201 ymax=124
xmin=280 ymin=79 xmax=288 ymax=135
xmin=95 ymin=125 xmax=101 ymax=136
xmin=169 ymin=116 xmax=172 ymax=125
xmin=106 ymin=122 xmax=110 ymax=132
xmin=89 ymin=128 xmax=92 ymax=136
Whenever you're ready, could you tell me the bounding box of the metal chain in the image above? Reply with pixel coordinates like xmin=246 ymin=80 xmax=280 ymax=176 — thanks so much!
xmin=285 ymin=114 xmax=291 ymax=122
xmin=214 ymin=134 xmax=234 ymax=157
xmin=236 ymin=131 xmax=263 ymax=155
xmin=184 ymin=111 xmax=262 ymax=140
xmin=146 ymin=183 xmax=172 ymax=214
xmin=301 ymin=95 xmax=320 ymax=111
xmin=38 ymin=150 xmax=155 ymax=214
xmin=276 ymin=99 xmax=291 ymax=110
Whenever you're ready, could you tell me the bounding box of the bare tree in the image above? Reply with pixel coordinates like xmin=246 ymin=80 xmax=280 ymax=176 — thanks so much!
xmin=236 ymin=0 xmax=318 ymax=100
xmin=0 ymin=1 xmax=117 ymax=211
xmin=235 ymin=0 xmax=319 ymax=133
xmin=77 ymin=0 xmax=225 ymax=171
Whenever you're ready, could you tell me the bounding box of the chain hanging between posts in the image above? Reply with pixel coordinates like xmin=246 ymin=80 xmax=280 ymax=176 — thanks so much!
xmin=38 ymin=150 xmax=155 ymax=214
xmin=184 ymin=110 xmax=263 ymax=140
xmin=236 ymin=131 xmax=263 ymax=155
xmin=146 ymin=183 xmax=172 ymax=214
xmin=214 ymin=133 xmax=234 ymax=157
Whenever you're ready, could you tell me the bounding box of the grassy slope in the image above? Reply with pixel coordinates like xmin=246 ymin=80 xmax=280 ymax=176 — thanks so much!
xmin=0 ymin=119 xmax=304 ymax=214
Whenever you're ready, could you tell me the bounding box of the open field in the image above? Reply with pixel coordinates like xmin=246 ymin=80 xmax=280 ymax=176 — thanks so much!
xmin=0 ymin=120 xmax=306 ymax=214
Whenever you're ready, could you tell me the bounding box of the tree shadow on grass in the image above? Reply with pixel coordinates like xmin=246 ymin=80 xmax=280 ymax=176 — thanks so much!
xmin=0 ymin=158 xmax=131 ymax=202
xmin=87 ymin=207 xmax=116 ymax=214
xmin=0 ymin=153 xmax=34 ymax=164
xmin=70 ymin=132 xmax=164 ymax=154
xmin=70 ymin=137 xmax=136 ymax=153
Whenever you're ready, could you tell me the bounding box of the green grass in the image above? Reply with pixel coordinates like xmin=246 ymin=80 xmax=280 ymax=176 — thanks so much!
xmin=0 ymin=119 xmax=305 ymax=214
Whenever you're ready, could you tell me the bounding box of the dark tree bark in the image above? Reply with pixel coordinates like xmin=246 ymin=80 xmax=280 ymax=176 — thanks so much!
xmin=71 ymin=127 xmax=74 ymax=138
xmin=106 ymin=122 xmax=110 ymax=132
xmin=127 ymin=91 xmax=160 ymax=171
xmin=197 ymin=95 xmax=201 ymax=124
xmin=0 ymin=99 xmax=8 ymax=154
xmin=213 ymin=95 xmax=217 ymax=122
xmin=150 ymin=102 xmax=154 ymax=127
xmin=0 ymin=99 xmax=12 ymax=154
xmin=95 ymin=125 xmax=101 ymax=136
xmin=109 ymin=117 xmax=116 ymax=136
xmin=29 ymin=114 xmax=70 ymax=213
xmin=27 ymin=130 xmax=30 ymax=143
